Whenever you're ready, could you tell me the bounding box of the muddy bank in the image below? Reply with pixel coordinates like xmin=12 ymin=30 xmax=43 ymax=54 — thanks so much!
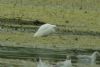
xmin=0 ymin=18 xmax=100 ymax=37
xmin=0 ymin=17 xmax=45 ymax=25
xmin=1 ymin=26 xmax=100 ymax=37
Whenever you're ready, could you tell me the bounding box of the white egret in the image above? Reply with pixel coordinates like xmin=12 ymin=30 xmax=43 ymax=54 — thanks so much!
xmin=34 ymin=24 xmax=57 ymax=37
xmin=55 ymin=56 xmax=73 ymax=67
xmin=77 ymin=51 xmax=100 ymax=65
xmin=37 ymin=58 xmax=53 ymax=67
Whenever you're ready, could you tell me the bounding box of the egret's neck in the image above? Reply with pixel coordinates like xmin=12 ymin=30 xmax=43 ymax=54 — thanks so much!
xmin=91 ymin=52 xmax=97 ymax=61
xmin=91 ymin=52 xmax=97 ymax=57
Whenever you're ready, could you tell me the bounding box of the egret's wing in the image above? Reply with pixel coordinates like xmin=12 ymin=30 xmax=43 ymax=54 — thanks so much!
xmin=77 ymin=55 xmax=93 ymax=64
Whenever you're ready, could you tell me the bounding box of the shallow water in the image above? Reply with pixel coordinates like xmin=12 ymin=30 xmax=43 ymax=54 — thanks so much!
xmin=0 ymin=57 xmax=100 ymax=67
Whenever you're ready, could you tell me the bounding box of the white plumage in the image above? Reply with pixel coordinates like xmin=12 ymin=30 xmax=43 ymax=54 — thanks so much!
xmin=37 ymin=58 xmax=53 ymax=67
xmin=55 ymin=56 xmax=73 ymax=67
xmin=77 ymin=51 xmax=100 ymax=65
xmin=34 ymin=24 xmax=57 ymax=37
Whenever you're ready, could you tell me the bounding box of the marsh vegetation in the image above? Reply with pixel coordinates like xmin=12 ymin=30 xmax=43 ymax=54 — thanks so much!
xmin=0 ymin=0 xmax=100 ymax=67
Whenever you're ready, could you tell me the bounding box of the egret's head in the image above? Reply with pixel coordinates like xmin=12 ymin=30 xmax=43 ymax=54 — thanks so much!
xmin=66 ymin=55 xmax=71 ymax=60
xmin=95 ymin=51 xmax=100 ymax=56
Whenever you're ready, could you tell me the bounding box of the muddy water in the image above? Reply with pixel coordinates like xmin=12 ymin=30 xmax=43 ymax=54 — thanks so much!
xmin=0 ymin=46 xmax=100 ymax=65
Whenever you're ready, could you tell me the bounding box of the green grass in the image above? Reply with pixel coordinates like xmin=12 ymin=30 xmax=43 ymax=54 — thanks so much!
xmin=0 ymin=0 xmax=100 ymax=31
xmin=0 ymin=4 xmax=100 ymax=32
xmin=0 ymin=0 xmax=100 ymax=49
xmin=0 ymin=0 xmax=100 ymax=66
xmin=0 ymin=32 xmax=100 ymax=49
xmin=0 ymin=58 xmax=35 ymax=67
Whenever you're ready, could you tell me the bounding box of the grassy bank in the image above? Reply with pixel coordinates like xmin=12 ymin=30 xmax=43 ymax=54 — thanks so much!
xmin=0 ymin=0 xmax=100 ymax=25
xmin=0 ymin=32 xmax=100 ymax=49
xmin=0 ymin=0 xmax=100 ymax=49
xmin=0 ymin=0 xmax=100 ymax=66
